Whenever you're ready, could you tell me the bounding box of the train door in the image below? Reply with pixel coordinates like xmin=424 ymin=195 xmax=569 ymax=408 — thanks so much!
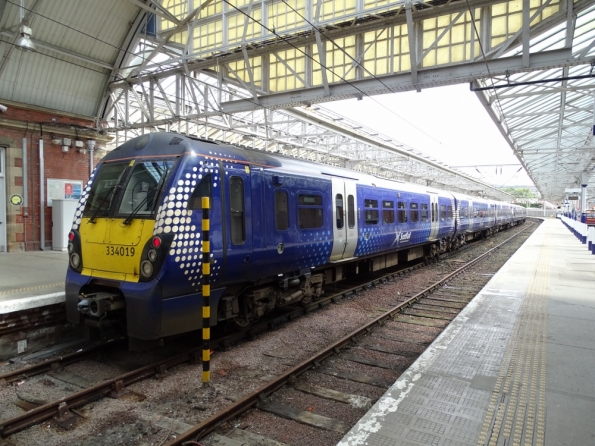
xmin=0 ymin=147 xmax=5 ymax=252
xmin=330 ymin=178 xmax=358 ymax=260
xmin=429 ymin=192 xmax=439 ymax=240
xmin=225 ymin=166 xmax=252 ymax=282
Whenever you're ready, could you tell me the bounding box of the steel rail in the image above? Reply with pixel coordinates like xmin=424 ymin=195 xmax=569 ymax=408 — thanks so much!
xmin=0 ymin=340 xmax=123 ymax=386
xmin=164 ymin=222 xmax=534 ymax=445
xmin=0 ymin=221 xmax=532 ymax=439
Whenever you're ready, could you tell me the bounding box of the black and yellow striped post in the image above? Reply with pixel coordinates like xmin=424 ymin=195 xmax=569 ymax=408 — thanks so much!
xmin=201 ymin=196 xmax=211 ymax=385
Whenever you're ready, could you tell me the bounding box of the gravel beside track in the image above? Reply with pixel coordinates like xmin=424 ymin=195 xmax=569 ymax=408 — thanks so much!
xmin=0 ymin=220 xmax=539 ymax=446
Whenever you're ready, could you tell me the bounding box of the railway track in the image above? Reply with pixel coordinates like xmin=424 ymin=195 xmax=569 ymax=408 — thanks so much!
xmin=168 ymin=221 xmax=537 ymax=446
xmin=0 ymin=221 xmax=537 ymax=444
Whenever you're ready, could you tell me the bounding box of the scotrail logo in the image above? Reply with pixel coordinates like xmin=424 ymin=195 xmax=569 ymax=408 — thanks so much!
xmin=391 ymin=231 xmax=412 ymax=246
xmin=399 ymin=231 xmax=412 ymax=243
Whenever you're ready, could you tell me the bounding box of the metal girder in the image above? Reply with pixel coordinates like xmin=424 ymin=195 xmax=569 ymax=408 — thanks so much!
xmin=101 ymin=0 xmax=595 ymax=204
xmin=219 ymin=49 xmax=585 ymax=113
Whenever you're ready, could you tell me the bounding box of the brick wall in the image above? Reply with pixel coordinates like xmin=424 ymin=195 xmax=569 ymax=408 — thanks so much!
xmin=1 ymin=103 xmax=109 ymax=252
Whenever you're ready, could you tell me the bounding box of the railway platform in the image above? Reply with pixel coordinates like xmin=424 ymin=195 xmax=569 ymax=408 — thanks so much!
xmin=340 ymin=217 xmax=595 ymax=446
xmin=0 ymin=250 xmax=67 ymax=313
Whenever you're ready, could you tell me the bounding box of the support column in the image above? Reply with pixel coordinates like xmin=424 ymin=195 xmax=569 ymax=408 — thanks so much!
xmin=580 ymin=173 xmax=589 ymax=224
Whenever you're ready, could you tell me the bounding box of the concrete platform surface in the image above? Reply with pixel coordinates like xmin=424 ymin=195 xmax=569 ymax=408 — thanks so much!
xmin=0 ymin=250 xmax=67 ymax=311
xmin=339 ymin=218 xmax=595 ymax=446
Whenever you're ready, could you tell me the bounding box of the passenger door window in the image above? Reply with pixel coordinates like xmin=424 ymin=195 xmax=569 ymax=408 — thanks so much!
xmin=347 ymin=195 xmax=355 ymax=228
xmin=229 ymin=176 xmax=245 ymax=245
xmin=275 ymin=190 xmax=289 ymax=231
xmin=336 ymin=194 xmax=344 ymax=229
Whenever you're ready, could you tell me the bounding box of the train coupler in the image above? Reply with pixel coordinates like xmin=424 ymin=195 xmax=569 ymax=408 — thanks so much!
xmin=77 ymin=292 xmax=125 ymax=319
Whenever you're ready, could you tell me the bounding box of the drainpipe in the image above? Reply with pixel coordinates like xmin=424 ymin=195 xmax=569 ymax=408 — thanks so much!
xmin=39 ymin=137 xmax=45 ymax=250
xmin=22 ymin=137 xmax=28 ymax=250
xmin=22 ymin=138 xmax=28 ymax=209
xmin=87 ymin=139 xmax=96 ymax=177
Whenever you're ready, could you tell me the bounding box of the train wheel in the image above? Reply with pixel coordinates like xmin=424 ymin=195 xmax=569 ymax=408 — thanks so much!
xmin=232 ymin=315 xmax=252 ymax=330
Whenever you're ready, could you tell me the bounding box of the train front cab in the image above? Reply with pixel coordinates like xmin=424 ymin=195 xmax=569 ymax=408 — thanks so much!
xmin=65 ymin=146 xmax=182 ymax=343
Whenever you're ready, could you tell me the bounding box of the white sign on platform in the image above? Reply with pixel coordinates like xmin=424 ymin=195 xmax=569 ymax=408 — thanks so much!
xmin=47 ymin=178 xmax=83 ymax=206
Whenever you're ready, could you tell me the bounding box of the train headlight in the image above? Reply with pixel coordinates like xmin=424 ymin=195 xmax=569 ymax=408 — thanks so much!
xmin=141 ymin=260 xmax=153 ymax=278
xmin=70 ymin=252 xmax=81 ymax=269
xmin=67 ymin=230 xmax=83 ymax=273
xmin=148 ymin=249 xmax=158 ymax=262
xmin=139 ymin=233 xmax=173 ymax=282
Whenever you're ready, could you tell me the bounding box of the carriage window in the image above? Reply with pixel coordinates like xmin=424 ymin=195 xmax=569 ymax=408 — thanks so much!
xmin=397 ymin=201 xmax=407 ymax=223
xmin=440 ymin=205 xmax=447 ymax=220
xmin=336 ymin=194 xmax=344 ymax=229
xmin=275 ymin=190 xmax=289 ymax=231
xmin=447 ymin=205 xmax=453 ymax=219
xmin=383 ymin=200 xmax=394 ymax=224
xmin=410 ymin=202 xmax=419 ymax=223
xmin=348 ymin=195 xmax=355 ymax=228
xmin=189 ymin=174 xmax=212 ymax=210
xmin=229 ymin=176 xmax=245 ymax=245
xmin=298 ymin=194 xmax=323 ymax=229
xmin=364 ymin=199 xmax=379 ymax=225
xmin=421 ymin=203 xmax=429 ymax=222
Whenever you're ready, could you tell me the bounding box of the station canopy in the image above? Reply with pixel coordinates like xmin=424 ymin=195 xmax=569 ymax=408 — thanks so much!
xmin=1 ymin=0 xmax=594 ymax=203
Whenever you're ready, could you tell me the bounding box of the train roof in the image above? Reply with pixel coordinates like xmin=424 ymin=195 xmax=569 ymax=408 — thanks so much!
xmin=103 ymin=133 xmax=440 ymax=195
xmin=104 ymin=132 xmax=516 ymax=204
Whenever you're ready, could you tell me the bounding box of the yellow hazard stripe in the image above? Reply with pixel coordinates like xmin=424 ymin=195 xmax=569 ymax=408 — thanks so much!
xmin=203 ymin=350 xmax=210 ymax=361
xmin=202 ymin=327 xmax=210 ymax=339
xmin=202 ymin=241 xmax=210 ymax=252
xmin=202 ymin=307 xmax=210 ymax=319
xmin=202 ymin=370 xmax=210 ymax=382
xmin=202 ymin=197 xmax=210 ymax=209
xmin=202 ymin=219 xmax=210 ymax=231
xmin=203 ymin=284 xmax=210 ymax=296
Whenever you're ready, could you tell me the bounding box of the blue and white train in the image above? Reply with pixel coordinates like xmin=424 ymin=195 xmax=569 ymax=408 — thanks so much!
xmin=64 ymin=133 xmax=526 ymax=348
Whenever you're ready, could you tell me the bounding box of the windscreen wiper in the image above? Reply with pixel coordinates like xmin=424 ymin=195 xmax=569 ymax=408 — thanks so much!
xmin=123 ymin=168 xmax=170 ymax=226
xmin=88 ymin=184 xmax=120 ymax=224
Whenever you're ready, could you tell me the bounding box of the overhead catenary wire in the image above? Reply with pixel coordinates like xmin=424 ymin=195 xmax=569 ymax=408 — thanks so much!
xmin=224 ymin=0 xmax=451 ymax=150
xmin=1 ymin=0 xmax=512 ymax=198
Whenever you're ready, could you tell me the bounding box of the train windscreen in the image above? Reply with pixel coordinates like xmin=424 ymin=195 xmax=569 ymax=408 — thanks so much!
xmin=83 ymin=159 xmax=175 ymax=221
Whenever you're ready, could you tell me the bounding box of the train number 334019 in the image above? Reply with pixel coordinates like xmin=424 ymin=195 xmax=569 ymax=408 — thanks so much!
xmin=105 ymin=246 xmax=136 ymax=257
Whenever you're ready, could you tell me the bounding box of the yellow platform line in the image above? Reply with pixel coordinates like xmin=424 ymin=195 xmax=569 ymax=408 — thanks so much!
xmin=478 ymin=229 xmax=550 ymax=446
xmin=0 ymin=282 xmax=64 ymax=296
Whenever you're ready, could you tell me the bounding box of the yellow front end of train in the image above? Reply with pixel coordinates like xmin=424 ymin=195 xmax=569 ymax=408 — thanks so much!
xmin=78 ymin=217 xmax=155 ymax=282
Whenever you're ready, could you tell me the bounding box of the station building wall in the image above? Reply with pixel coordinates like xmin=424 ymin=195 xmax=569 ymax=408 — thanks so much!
xmin=0 ymin=101 xmax=110 ymax=252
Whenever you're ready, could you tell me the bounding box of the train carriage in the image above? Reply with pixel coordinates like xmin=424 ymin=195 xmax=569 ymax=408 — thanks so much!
xmin=65 ymin=133 xmax=525 ymax=349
